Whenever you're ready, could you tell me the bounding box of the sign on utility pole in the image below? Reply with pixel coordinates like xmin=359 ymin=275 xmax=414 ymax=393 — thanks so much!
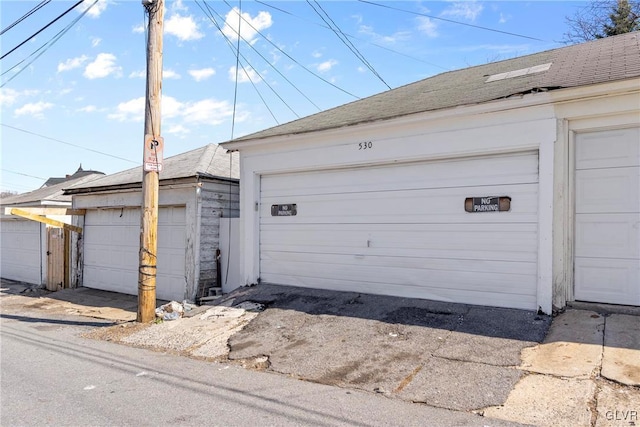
xmin=138 ymin=0 xmax=164 ymax=323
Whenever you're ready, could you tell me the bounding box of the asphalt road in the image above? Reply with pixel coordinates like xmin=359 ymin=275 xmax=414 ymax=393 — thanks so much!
xmin=0 ymin=311 xmax=521 ymax=427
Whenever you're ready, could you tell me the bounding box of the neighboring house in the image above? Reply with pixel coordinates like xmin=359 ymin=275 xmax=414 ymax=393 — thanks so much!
xmin=64 ymin=144 xmax=239 ymax=302
xmin=0 ymin=167 xmax=105 ymax=289
xmin=222 ymin=32 xmax=640 ymax=314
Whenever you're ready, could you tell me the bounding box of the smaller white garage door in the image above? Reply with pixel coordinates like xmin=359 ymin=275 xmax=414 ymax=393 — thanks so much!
xmin=260 ymin=152 xmax=539 ymax=310
xmin=83 ymin=206 xmax=186 ymax=301
xmin=0 ymin=219 xmax=42 ymax=284
xmin=575 ymin=127 xmax=640 ymax=306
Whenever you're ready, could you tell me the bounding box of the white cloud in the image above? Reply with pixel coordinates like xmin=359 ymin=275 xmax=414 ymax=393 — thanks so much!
xmin=58 ymin=55 xmax=89 ymax=72
xmin=129 ymin=70 xmax=146 ymax=79
xmin=109 ymin=95 xmax=239 ymax=126
xmin=499 ymin=13 xmax=509 ymax=24
xmin=316 ymin=59 xmax=337 ymax=73
xmin=166 ymin=124 xmax=190 ymax=137
xmin=163 ymin=69 xmax=181 ymax=79
xmin=188 ymin=67 xmax=216 ymax=81
xmin=59 ymin=88 xmax=73 ymax=96
xmin=171 ymin=0 xmax=188 ymax=12
xmin=15 ymin=101 xmax=54 ymax=118
xmin=0 ymin=88 xmax=19 ymax=107
xmin=441 ymin=1 xmax=484 ymax=22
xmin=79 ymin=0 xmax=109 ymax=18
xmin=222 ymin=7 xmax=272 ymax=44
xmin=358 ymin=25 xmax=411 ymax=44
xmin=416 ymin=17 xmax=438 ymax=38
xmin=0 ymin=88 xmax=38 ymax=107
xmin=311 ymin=50 xmax=323 ymax=59
xmin=83 ymin=53 xmax=122 ymax=79
xmin=108 ymin=97 xmax=145 ymax=122
xmin=228 ymin=66 xmax=261 ymax=83
xmin=165 ymin=14 xmax=204 ymax=41
xmin=77 ymin=105 xmax=97 ymax=113
xmin=132 ymin=22 xmax=145 ymax=33
xmin=91 ymin=37 xmax=102 ymax=47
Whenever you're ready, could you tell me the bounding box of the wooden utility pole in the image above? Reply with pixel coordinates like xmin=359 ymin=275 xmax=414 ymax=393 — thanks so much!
xmin=138 ymin=0 xmax=165 ymax=323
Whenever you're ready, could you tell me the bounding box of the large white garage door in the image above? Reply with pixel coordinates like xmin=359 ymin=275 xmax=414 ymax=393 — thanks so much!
xmin=83 ymin=206 xmax=186 ymax=301
xmin=0 ymin=219 xmax=42 ymax=284
xmin=260 ymin=152 xmax=539 ymax=310
xmin=575 ymin=127 xmax=640 ymax=306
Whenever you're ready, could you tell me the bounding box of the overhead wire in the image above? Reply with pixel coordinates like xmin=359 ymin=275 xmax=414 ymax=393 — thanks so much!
xmin=255 ymin=0 xmax=450 ymax=71
xmin=1 ymin=169 xmax=47 ymax=181
xmin=220 ymin=0 xmax=360 ymax=100
xmin=1 ymin=124 xmax=137 ymax=164
xmin=1 ymin=0 xmax=85 ymax=61
xmin=230 ymin=0 xmax=242 ymax=140
xmin=358 ymin=0 xmax=546 ymax=42
xmin=1 ymin=0 xmax=51 ymax=36
xmin=196 ymin=0 xmax=299 ymax=120
xmin=307 ymin=0 xmax=391 ymax=90
xmin=1 ymin=0 xmax=99 ymax=86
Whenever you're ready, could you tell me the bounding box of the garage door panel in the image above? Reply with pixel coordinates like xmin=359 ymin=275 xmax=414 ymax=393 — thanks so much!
xmin=260 ymin=152 xmax=539 ymax=310
xmin=576 ymin=128 xmax=640 ymax=170
xmin=261 ymin=274 xmax=537 ymax=311
xmin=575 ymin=258 xmax=640 ymax=305
xmin=575 ymin=127 xmax=640 ymax=306
xmin=261 ymin=184 xmax=538 ymax=225
xmin=83 ymin=206 xmax=186 ymax=301
xmin=261 ymin=153 xmax=538 ymax=198
xmin=575 ymin=214 xmax=640 ymax=259
xmin=576 ymin=168 xmax=639 ymax=213
xmin=0 ymin=219 xmax=41 ymax=284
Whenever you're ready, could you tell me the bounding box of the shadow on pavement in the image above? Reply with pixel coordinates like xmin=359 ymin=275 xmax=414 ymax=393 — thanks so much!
xmin=0 ymin=313 xmax=112 ymax=327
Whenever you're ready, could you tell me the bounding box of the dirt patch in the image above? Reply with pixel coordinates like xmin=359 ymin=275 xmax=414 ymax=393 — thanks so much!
xmin=83 ymin=322 xmax=150 ymax=343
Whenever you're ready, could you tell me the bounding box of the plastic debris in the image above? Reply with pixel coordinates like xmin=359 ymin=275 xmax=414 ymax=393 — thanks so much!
xmin=155 ymin=301 xmax=185 ymax=320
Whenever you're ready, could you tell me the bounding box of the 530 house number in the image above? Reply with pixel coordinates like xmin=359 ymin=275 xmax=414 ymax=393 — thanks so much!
xmin=358 ymin=141 xmax=373 ymax=150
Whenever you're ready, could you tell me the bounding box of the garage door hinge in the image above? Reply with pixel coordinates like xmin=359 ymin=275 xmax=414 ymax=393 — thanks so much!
xmin=255 ymin=202 xmax=259 ymax=211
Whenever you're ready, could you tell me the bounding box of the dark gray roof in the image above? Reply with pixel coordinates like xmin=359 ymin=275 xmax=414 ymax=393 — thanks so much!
xmin=42 ymin=164 xmax=103 ymax=187
xmin=228 ymin=32 xmax=640 ymax=143
xmin=65 ymin=143 xmax=238 ymax=194
xmin=0 ymin=173 xmax=105 ymax=207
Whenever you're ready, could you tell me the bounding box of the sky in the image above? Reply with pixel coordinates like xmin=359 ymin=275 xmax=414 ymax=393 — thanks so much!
xmin=0 ymin=0 xmax=586 ymax=194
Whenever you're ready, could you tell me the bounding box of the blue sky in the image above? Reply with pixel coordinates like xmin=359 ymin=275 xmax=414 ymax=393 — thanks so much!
xmin=1 ymin=0 xmax=584 ymax=193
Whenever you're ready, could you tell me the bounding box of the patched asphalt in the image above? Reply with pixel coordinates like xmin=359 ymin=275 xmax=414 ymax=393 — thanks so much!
xmin=222 ymin=284 xmax=551 ymax=412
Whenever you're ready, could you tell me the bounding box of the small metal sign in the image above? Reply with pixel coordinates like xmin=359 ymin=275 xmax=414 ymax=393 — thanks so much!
xmin=465 ymin=196 xmax=511 ymax=213
xmin=271 ymin=204 xmax=297 ymax=216
xmin=143 ymin=135 xmax=164 ymax=172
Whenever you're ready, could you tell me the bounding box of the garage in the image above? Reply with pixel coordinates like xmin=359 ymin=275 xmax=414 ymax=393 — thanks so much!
xmin=260 ymin=152 xmax=539 ymax=310
xmin=574 ymin=127 xmax=640 ymax=306
xmin=83 ymin=206 xmax=187 ymax=301
xmin=0 ymin=219 xmax=42 ymax=284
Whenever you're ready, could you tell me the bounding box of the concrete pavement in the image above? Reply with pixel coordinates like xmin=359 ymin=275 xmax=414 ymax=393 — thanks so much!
xmin=2 ymin=279 xmax=639 ymax=426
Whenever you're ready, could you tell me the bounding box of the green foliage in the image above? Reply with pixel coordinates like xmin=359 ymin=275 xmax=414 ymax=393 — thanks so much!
xmin=564 ymin=0 xmax=640 ymax=43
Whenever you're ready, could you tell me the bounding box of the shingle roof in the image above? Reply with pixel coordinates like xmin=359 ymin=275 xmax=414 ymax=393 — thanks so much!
xmin=0 ymin=173 xmax=105 ymax=206
xmin=228 ymin=32 xmax=640 ymax=143
xmin=64 ymin=143 xmax=238 ymax=194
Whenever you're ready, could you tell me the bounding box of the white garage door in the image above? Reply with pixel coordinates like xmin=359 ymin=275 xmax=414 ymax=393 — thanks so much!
xmin=260 ymin=152 xmax=539 ymax=310
xmin=575 ymin=127 xmax=640 ymax=306
xmin=83 ymin=206 xmax=186 ymax=301
xmin=0 ymin=219 xmax=42 ymax=284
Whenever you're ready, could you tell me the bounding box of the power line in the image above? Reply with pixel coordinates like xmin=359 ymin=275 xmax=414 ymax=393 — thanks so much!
xmin=307 ymin=0 xmax=391 ymax=90
xmin=1 ymin=124 xmax=137 ymax=164
xmin=230 ymin=0 xmax=242 ymax=140
xmin=1 ymin=0 xmax=84 ymax=61
xmin=358 ymin=0 xmax=546 ymax=42
xmin=1 ymin=0 xmax=51 ymax=36
xmin=220 ymin=0 xmax=360 ymax=100
xmin=255 ymin=0 xmax=450 ymax=71
xmin=197 ymin=0 xmax=304 ymax=118
xmin=1 ymin=169 xmax=47 ymax=181
xmin=1 ymin=0 xmax=98 ymax=87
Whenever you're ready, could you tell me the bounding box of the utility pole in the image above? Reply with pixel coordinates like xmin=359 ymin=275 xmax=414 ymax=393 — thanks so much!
xmin=138 ymin=0 xmax=165 ymax=322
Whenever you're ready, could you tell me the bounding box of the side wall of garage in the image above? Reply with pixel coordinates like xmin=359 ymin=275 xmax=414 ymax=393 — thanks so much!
xmin=236 ymin=98 xmax=557 ymax=313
